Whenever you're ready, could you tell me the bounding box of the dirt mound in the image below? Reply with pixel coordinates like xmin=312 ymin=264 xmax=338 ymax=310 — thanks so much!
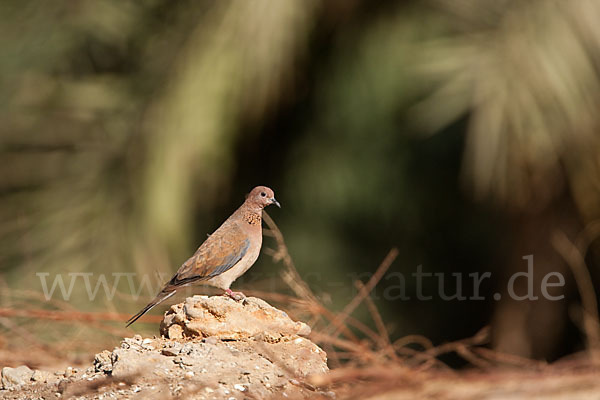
xmin=0 ymin=296 xmax=330 ymax=399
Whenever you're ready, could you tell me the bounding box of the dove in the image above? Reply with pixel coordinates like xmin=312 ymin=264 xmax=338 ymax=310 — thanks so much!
xmin=126 ymin=186 xmax=280 ymax=327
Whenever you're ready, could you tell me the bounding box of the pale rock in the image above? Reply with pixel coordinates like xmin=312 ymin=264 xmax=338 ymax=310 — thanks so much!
xmin=93 ymin=350 xmax=113 ymax=373
xmin=31 ymin=370 xmax=54 ymax=383
xmin=104 ymin=296 xmax=327 ymax=398
xmin=160 ymin=296 xmax=311 ymax=340
xmin=1 ymin=366 xmax=34 ymax=389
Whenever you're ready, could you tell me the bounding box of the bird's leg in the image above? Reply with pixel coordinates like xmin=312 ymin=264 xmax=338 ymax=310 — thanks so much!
xmin=224 ymin=288 xmax=246 ymax=302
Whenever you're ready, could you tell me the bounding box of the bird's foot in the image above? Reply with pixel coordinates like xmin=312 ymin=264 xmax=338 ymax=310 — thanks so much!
xmin=224 ymin=288 xmax=246 ymax=302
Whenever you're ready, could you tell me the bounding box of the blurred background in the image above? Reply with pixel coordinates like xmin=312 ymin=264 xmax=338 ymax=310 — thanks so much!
xmin=2 ymin=0 xmax=600 ymax=367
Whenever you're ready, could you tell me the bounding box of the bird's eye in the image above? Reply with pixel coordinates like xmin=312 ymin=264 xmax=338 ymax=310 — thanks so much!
xmin=260 ymin=192 xmax=266 ymax=197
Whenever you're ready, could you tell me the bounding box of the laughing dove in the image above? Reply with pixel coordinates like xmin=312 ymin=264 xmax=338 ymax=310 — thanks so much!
xmin=126 ymin=186 xmax=280 ymax=327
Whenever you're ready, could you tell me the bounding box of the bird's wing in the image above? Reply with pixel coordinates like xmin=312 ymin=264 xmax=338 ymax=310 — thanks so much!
xmin=167 ymin=223 xmax=249 ymax=287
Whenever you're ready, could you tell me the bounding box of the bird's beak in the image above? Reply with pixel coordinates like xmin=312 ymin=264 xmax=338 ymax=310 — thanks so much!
xmin=270 ymin=198 xmax=281 ymax=208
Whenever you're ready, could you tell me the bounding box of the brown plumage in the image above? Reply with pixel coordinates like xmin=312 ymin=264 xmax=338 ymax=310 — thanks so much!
xmin=126 ymin=186 xmax=280 ymax=327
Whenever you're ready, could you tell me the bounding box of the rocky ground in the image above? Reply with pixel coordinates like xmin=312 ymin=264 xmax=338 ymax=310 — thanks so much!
xmin=2 ymin=296 xmax=600 ymax=399
xmin=0 ymin=296 xmax=331 ymax=399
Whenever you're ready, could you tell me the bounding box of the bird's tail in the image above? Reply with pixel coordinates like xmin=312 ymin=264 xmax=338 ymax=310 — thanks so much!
xmin=126 ymin=289 xmax=176 ymax=327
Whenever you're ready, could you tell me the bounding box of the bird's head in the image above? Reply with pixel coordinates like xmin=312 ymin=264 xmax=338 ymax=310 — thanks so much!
xmin=246 ymin=186 xmax=280 ymax=209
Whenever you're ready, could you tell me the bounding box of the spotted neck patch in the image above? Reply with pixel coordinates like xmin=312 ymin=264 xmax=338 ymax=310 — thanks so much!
xmin=243 ymin=211 xmax=261 ymax=225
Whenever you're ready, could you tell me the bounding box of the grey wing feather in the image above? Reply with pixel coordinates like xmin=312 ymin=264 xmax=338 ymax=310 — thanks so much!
xmin=168 ymin=233 xmax=250 ymax=287
xmin=207 ymin=239 xmax=250 ymax=277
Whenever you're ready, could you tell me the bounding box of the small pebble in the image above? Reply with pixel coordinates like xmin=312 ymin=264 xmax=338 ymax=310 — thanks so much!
xmin=31 ymin=369 xmax=52 ymax=383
